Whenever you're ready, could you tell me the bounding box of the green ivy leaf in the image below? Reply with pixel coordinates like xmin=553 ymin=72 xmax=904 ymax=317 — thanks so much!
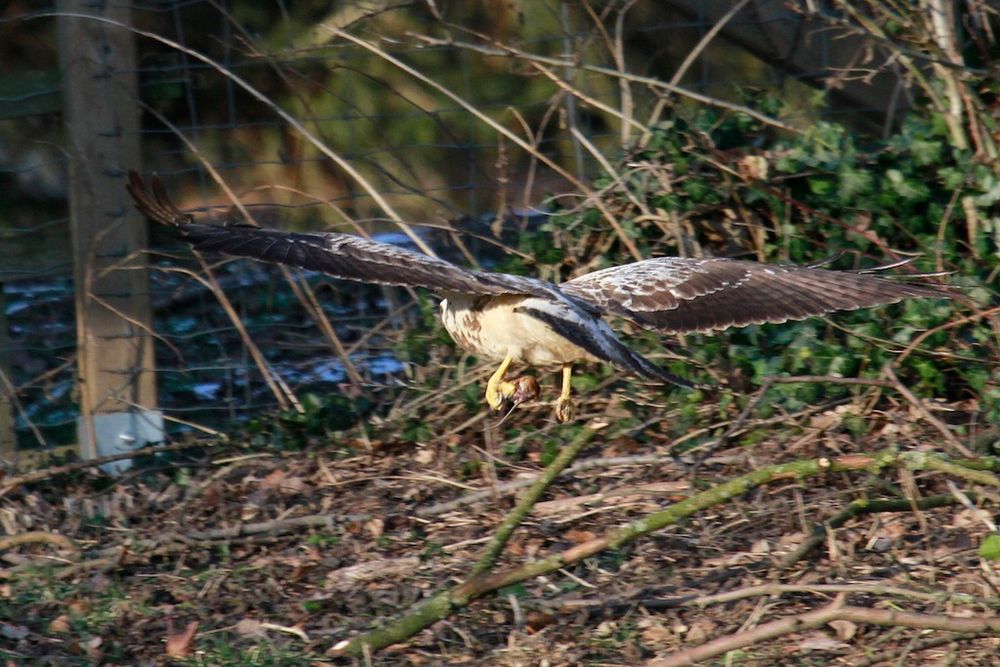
xmin=808 ymin=177 xmax=834 ymax=196
xmin=979 ymin=534 xmax=1000 ymax=562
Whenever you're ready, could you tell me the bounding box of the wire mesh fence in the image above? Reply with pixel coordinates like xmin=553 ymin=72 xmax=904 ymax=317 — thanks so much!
xmin=0 ymin=0 xmax=927 ymax=460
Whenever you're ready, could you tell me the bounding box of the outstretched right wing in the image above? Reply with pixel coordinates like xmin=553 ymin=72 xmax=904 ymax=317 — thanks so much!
xmin=127 ymin=171 xmax=566 ymax=303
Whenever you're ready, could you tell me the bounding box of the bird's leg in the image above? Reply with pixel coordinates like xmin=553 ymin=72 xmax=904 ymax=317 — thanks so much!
xmin=485 ymin=353 xmax=516 ymax=412
xmin=554 ymin=363 xmax=575 ymax=422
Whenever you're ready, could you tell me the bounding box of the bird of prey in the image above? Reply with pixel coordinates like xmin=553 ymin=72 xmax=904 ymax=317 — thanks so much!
xmin=127 ymin=171 xmax=946 ymax=422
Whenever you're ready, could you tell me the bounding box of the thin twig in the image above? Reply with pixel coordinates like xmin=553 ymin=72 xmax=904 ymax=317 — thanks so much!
xmin=416 ymin=452 xmax=670 ymax=517
xmin=0 ymin=439 xmax=212 ymax=498
xmin=334 ymin=29 xmax=645 ymax=261
xmin=550 ymin=581 xmax=991 ymax=615
xmin=892 ymin=305 xmax=1000 ymax=366
xmin=0 ymin=531 xmax=81 ymax=557
xmin=409 ymin=35 xmax=796 ymax=133
xmin=778 ymin=494 xmax=964 ymax=570
xmin=883 ymin=364 xmax=975 ymax=458
xmin=645 ymin=596 xmax=1000 ymax=667
xmin=852 ymin=633 xmax=988 ymax=667
xmin=0 ymin=365 xmax=48 ymax=450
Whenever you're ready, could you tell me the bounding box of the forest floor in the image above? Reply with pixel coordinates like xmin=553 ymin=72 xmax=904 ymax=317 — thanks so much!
xmin=1 ymin=390 xmax=998 ymax=666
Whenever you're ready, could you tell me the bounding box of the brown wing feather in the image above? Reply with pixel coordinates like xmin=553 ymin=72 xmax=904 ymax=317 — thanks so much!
xmin=127 ymin=171 xmax=570 ymax=302
xmin=561 ymin=256 xmax=948 ymax=334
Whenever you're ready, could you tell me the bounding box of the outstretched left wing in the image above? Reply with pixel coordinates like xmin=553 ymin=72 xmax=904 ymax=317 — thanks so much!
xmin=561 ymin=256 xmax=948 ymax=335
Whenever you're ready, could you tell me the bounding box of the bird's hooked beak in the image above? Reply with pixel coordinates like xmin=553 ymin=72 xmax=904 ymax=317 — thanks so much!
xmin=496 ymin=375 xmax=541 ymax=423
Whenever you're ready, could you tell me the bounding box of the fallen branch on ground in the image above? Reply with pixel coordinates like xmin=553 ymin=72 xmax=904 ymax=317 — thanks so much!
xmin=330 ymin=447 xmax=1000 ymax=657
xmin=0 ymin=531 xmax=81 ymax=557
xmin=333 ymin=424 xmax=602 ymax=655
xmin=779 ymin=493 xmax=964 ymax=569
xmin=0 ymin=439 xmax=214 ymax=497
xmin=852 ymin=633 xmax=990 ymax=667
xmin=548 ymin=580 xmax=991 ymax=616
xmin=644 ymin=594 xmax=1000 ymax=667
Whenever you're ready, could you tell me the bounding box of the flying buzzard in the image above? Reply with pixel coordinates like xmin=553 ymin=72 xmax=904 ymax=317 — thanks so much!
xmin=127 ymin=172 xmax=946 ymax=422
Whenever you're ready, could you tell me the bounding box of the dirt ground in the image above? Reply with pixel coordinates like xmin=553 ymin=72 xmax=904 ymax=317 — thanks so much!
xmin=1 ymin=391 xmax=998 ymax=666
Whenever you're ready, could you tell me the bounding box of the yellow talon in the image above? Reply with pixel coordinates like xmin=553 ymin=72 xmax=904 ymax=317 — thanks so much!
xmin=485 ymin=353 xmax=515 ymax=411
xmin=554 ymin=364 xmax=575 ymax=422
xmin=485 ymin=354 xmax=543 ymax=419
xmin=499 ymin=380 xmax=518 ymax=400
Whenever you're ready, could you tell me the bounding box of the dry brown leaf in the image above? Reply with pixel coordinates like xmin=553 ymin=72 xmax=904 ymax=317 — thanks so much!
xmin=289 ymin=562 xmax=317 ymax=582
xmin=66 ymin=599 xmax=89 ymax=615
xmin=952 ymin=508 xmax=994 ymax=529
xmin=562 ymin=528 xmax=597 ymax=544
xmin=738 ymin=154 xmax=768 ymax=181
xmin=365 ymin=518 xmax=385 ymax=539
xmin=534 ymin=493 xmax=600 ymax=515
xmin=638 ymin=618 xmax=674 ymax=646
xmin=828 ymin=619 xmax=857 ymax=641
xmin=235 ymin=618 xmax=265 ymax=637
xmin=798 ymin=632 xmax=849 ymax=651
xmin=325 ymin=557 xmax=419 ymax=591
xmin=506 ymin=536 xmax=526 ymax=556
xmin=260 ymin=470 xmax=308 ymax=495
xmin=201 ymin=482 xmax=223 ymax=505
xmin=165 ymin=621 xmax=198 ymax=659
xmin=810 ymin=410 xmax=843 ymax=431
xmin=684 ymin=620 xmax=716 ymax=644
xmin=48 ymin=615 xmax=71 ymax=634
xmin=594 ymin=620 xmax=617 ymax=637
xmin=280 ymin=476 xmax=307 ymax=494
xmin=881 ymin=520 xmax=907 ymax=539
xmin=525 ymin=611 xmax=556 ymax=633
xmin=778 ymin=532 xmax=807 ymax=548
xmin=260 ymin=469 xmax=287 ymax=489
xmin=523 ymin=538 xmax=544 ymax=559
xmin=85 ymin=636 xmax=103 ymax=663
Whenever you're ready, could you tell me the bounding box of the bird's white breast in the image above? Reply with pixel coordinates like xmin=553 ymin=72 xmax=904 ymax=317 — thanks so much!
xmin=439 ymin=294 xmax=594 ymax=366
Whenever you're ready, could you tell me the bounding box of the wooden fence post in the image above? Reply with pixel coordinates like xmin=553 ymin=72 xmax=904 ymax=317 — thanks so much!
xmin=0 ymin=286 xmax=14 ymax=462
xmin=58 ymin=1 xmax=162 ymax=472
